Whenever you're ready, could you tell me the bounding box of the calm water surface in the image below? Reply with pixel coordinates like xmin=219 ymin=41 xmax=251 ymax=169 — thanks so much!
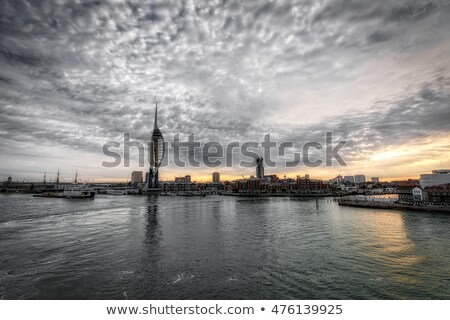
xmin=0 ymin=194 xmax=449 ymax=299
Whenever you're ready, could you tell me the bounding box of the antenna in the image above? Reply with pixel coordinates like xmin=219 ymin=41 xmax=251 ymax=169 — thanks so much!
xmin=56 ymin=168 xmax=60 ymax=185
xmin=75 ymin=170 xmax=78 ymax=184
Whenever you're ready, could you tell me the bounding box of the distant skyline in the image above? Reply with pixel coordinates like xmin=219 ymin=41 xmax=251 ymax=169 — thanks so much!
xmin=1 ymin=0 xmax=450 ymax=182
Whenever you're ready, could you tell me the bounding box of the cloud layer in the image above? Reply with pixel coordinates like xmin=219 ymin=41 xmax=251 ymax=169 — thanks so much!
xmin=1 ymin=0 xmax=450 ymax=181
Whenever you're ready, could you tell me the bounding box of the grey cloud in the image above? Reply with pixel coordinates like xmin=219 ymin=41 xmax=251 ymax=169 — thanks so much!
xmin=367 ymin=30 xmax=394 ymax=44
xmin=386 ymin=1 xmax=437 ymax=22
xmin=0 ymin=0 xmax=449 ymax=179
xmin=281 ymin=73 xmax=450 ymax=165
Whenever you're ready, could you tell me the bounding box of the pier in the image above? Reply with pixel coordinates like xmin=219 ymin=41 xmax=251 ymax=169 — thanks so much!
xmin=338 ymin=198 xmax=450 ymax=213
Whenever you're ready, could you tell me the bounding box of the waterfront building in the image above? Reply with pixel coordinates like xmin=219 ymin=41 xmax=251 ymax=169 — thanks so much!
xmin=232 ymin=175 xmax=330 ymax=194
xmin=296 ymin=176 xmax=328 ymax=191
xmin=423 ymin=183 xmax=450 ymax=204
xmin=390 ymin=179 xmax=419 ymax=187
xmin=364 ymin=188 xmax=384 ymax=195
xmin=142 ymin=104 xmax=165 ymax=193
xmin=382 ymin=187 xmax=398 ymax=194
xmin=263 ymin=174 xmax=279 ymax=182
xmin=419 ymin=170 xmax=450 ymax=188
xmin=212 ymin=172 xmax=220 ymax=184
xmin=343 ymin=176 xmax=355 ymax=183
xmin=131 ymin=171 xmax=143 ymax=184
xmin=412 ymin=187 xmax=424 ymax=202
xmin=330 ymin=175 xmax=343 ymax=185
xmin=174 ymin=175 xmax=191 ymax=183
xmin=162 ymin=181 xmax=201 ymax=193
xmin=398 ymin=186 xmax=418 ymax=203
xmin=234 ymin=177 xmax=261 ymax=193
xmin=371 ymin=177 xmax=380 ymax=183
xmin=256 ymin=157 xmax=264 ymax=179
xmin=340 ymin=185 xmax=357 ymax=193
xmin=1 ymin=177 xmax=33 ymax=193
xmin=354 ymin=175 xmax=366 ymax=184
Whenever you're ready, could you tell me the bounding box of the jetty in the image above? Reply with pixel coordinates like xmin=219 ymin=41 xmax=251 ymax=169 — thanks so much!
xmin=338 ymin=198 xmax=450 ymax=213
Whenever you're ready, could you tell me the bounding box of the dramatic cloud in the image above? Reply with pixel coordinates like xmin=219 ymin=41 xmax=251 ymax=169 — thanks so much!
xmin=0 ymin=0 xmax=450 ymax=181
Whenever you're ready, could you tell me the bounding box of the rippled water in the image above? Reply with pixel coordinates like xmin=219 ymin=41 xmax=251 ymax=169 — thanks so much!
xmin=0 ymin=194 xmax=449 ymax=299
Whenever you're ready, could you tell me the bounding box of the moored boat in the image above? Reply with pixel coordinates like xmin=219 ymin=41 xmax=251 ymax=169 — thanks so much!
xmin=34 ymin=185 xmax=95 ymax=198
xmin=63 ymin=186 xmax=95 ymax=198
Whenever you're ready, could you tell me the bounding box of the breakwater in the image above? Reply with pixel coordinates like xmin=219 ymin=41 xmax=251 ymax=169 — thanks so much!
xmin=338 ymin=199 xmax=450 ymax=213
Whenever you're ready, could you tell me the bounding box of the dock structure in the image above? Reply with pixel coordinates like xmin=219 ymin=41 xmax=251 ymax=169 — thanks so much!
xmin=338 ymin=198 xmax=450 ymax=213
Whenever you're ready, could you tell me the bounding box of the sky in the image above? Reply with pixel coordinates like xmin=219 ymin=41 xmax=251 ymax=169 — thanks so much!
xmin=1 ymin=0 xmax=450 ymax=183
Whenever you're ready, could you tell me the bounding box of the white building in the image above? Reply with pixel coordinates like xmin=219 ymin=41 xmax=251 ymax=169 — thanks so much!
xmin=419 ymin=170 xmax=450 ymax=188
xmin=340 ymin=185 xmax=357 ymax=193
xmin=412 ymin=187 xmax=423 ymax=202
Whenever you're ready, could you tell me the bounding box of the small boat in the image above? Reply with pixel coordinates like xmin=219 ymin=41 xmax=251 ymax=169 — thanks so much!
xmin=63 ymin=186 xmax=95 ymax=198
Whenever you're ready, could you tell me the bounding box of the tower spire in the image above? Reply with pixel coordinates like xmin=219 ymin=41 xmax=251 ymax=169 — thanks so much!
xmin=154 ymin=102 xmax=158 ymax=129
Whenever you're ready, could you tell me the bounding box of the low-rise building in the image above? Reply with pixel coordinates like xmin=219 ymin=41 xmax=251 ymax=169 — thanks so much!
xmin=340 ymin=185 xmax=357 ymax=193
xmin=423 ymin=184 xmax=450 ymax=204
xmin=398 ymin=186 xmax=424 ymax=204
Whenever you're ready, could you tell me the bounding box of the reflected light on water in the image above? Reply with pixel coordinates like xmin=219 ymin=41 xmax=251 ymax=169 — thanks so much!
xmin=357 ymin=211 xmax=423 ymax=285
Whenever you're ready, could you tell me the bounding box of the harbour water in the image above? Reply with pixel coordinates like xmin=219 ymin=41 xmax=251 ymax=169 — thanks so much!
xmin=0 ymin=194 xmax=449 ymax=299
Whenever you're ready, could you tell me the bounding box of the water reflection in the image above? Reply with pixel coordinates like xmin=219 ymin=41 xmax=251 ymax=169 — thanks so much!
xmin=0 ymin=194 xmax=449 ymax=299
xmin=356 ymin=211 xmax=423 ymax=285
xmin=145 ymin=196 xmax=161 ymax=245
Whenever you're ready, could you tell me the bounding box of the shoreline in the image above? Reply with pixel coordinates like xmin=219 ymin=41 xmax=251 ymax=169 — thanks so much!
xmin=220 ymin=192 xmax=336 ymax=198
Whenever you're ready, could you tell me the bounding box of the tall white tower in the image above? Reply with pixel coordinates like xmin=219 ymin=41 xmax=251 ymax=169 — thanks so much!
xmin=142 ymin=103 xmax=165 ymax=193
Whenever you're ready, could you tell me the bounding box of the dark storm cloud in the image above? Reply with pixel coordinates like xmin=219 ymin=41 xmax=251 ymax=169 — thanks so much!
xmin=367 ymin=31 xmax=393 ymax=44
xmin=0 ymin=0 xmax=449 ymax=178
